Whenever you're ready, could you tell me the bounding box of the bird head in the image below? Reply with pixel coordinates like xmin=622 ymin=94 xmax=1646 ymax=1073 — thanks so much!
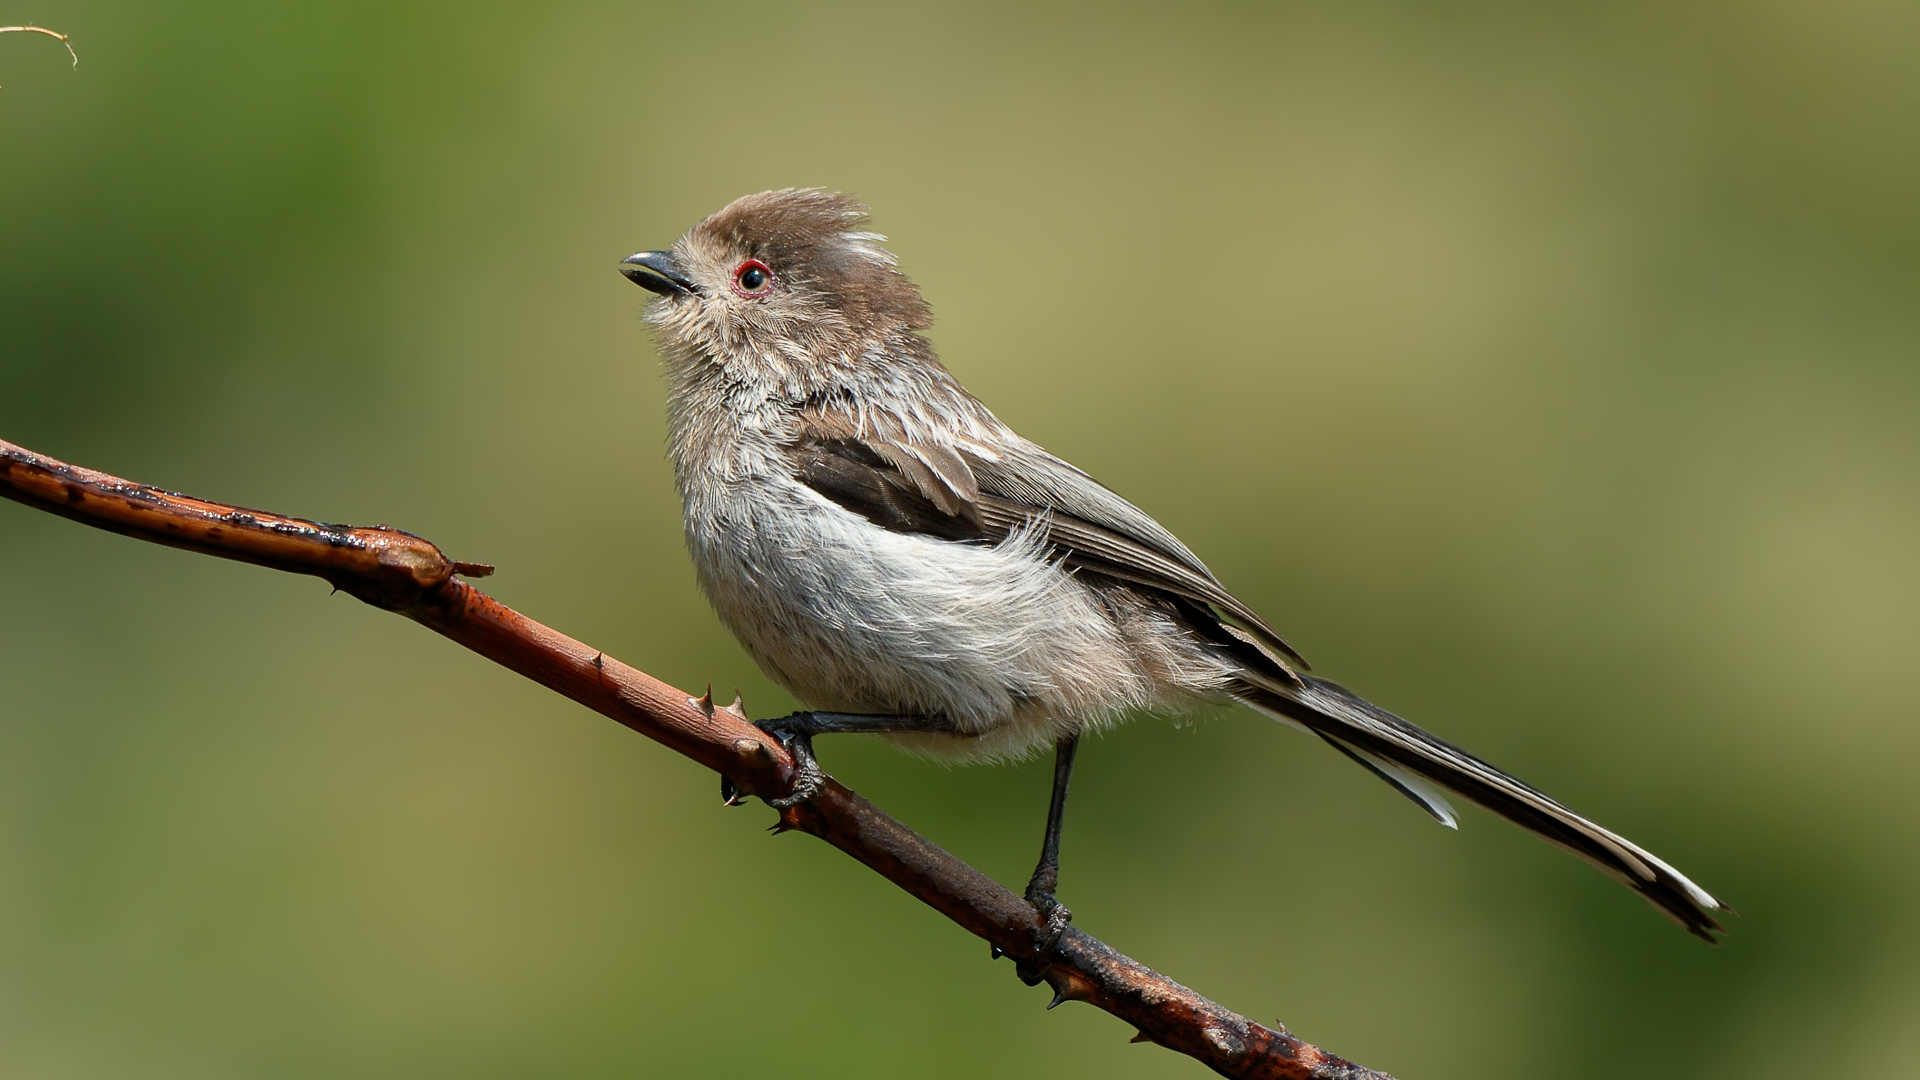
xmin=622 ymin=189 xmax=932 ymax=387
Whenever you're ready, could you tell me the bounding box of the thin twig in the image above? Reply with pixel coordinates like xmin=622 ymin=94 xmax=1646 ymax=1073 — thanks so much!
xmin=0 ymin=25 xmax=78 ymax=89
xmin=0 ymin=436 xmax=1395 ymax=1080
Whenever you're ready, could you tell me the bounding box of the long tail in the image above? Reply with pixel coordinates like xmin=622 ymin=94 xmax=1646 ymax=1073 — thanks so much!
xmin=1235 ymin=676 xmax=1731 ymax=942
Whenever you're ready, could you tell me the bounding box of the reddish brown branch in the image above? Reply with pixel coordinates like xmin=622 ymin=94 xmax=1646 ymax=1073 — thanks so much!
xmin=0 ymin=436 xmax=1393 ymax=1080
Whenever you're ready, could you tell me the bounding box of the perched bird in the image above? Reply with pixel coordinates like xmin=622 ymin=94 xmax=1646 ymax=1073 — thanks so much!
xmin=620 ymin=189 xmax=1730 ymax=942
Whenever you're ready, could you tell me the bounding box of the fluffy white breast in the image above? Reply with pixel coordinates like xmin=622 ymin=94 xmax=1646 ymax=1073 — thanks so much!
xmin=687 ymin=469 xmax=1197 ymax=760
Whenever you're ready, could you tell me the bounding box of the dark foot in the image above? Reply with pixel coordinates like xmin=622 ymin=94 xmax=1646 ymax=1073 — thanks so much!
xmin=1023 ymin=884 xmax=1073 ymax=952
xmin=751 ymin=712 xmax=827 ymax=808
xmin=719 ymin=710 xmax=959 ymax=809
xmin=1021 ymin=733 xmax=1080 ymax=953
xmin=1011 ymin=885 xmax=1074 ymax=987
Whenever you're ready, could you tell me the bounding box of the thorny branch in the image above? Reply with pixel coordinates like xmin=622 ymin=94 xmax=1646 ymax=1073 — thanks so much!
xmin=0 ymin=25 xmax=78 ymax=89
xmin=0 ymin=436 xmax=1394 ymax=1080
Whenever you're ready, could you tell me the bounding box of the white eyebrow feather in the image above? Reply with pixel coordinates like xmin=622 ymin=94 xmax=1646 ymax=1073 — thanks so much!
xmin=842 ymin=231 xmax=898 ymax=266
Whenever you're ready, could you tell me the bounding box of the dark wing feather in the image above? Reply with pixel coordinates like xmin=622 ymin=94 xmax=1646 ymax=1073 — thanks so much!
xmin=784 ymin=413 xmax=1305 ymax=675
xmin=790 ymin=435 xmax=985 ymax=543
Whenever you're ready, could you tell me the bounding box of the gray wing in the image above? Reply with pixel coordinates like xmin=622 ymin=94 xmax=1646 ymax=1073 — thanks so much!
xmin=785 ymin=412 xmax=1307 ymax=675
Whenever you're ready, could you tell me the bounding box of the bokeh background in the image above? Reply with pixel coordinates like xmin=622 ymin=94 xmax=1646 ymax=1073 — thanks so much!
xmin=3 ymin=3 xmax=1916 ymax=1077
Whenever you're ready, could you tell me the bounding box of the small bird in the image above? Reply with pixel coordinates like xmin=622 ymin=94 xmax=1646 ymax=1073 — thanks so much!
xmin=620 ymin=189 xmax=1730 ymax=943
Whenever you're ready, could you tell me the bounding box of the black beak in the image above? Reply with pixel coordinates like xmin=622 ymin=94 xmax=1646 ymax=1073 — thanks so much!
xmin=620 ymin=250 xmax=696 ymax=296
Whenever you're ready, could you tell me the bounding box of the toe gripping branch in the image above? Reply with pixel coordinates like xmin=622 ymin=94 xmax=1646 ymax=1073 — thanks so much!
xmin=719 ymin=710 xmax=959 ymax=811
xmin=717 ymin=709 xmax=826 ymax=810
xmin=690 ymin=690 xmax=811 ymax=811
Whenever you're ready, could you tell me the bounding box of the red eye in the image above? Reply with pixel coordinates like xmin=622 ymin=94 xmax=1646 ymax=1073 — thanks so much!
xmin=731 ymin=259 xmax=774 ymax=297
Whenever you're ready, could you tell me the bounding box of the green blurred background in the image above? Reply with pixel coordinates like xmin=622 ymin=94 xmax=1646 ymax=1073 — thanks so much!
xmin=2 ymin=2 xmax=1916 ymax=1077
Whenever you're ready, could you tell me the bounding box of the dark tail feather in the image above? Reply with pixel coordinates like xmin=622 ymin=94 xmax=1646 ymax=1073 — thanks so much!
xmin=1235 ymin=675 xmax=1732 ymax=943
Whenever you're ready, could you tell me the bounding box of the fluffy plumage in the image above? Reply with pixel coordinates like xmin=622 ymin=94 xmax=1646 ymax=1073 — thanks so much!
xmin=634 ymin=188 xmax=1731 ymax=941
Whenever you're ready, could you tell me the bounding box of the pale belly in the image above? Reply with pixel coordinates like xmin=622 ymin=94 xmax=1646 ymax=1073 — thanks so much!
xmin=684 ymin=480 xmax=1182 ymax=761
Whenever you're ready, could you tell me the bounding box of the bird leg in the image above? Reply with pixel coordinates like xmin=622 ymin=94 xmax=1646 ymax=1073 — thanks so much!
xmin=1023 ymin=733 xmax=1081 ymax=949
xmin=737 ymin=711 xmax=958 ymax=808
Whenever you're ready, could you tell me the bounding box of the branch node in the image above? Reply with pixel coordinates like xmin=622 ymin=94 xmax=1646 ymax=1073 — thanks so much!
xmin=731 ymin=735 xmax=778 ymax=769
xmin=1202 ymin=1024 xmax=1248 ymax=1059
